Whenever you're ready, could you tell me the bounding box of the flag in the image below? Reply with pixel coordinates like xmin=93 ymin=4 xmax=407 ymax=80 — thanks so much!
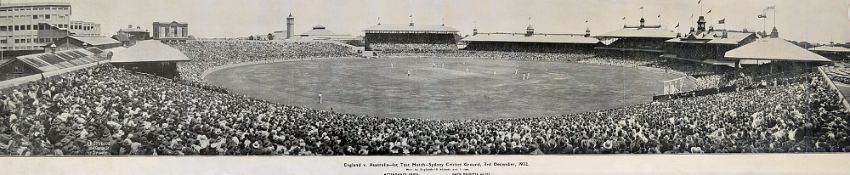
xmin=697 ymin=0 xmax=701 ymax=4
xmin=640 ymin=6 xmax=644 ymax=10
xmin=707 ymin=10 xmax=712 ymax=14
xmin=675 ymin=23 xmax=680 ymax=28
xmin=718 ymin=19 xmax=725 ymax=24
xmin=622 ymin=17 xmax=626 ymax=20
xmin=757 ymin=14 xmax=767 ymax=18
xmin=658 ymin=14 xmax=662 ymax=18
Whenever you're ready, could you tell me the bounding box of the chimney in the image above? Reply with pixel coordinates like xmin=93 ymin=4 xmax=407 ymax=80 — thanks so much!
xmin=473 ymin=28 xmax=478 ymax=36
xmin=585 ymin=28 xmax=591 ymax=37
xmin=409 ymin=15 xmax=414 ymax=26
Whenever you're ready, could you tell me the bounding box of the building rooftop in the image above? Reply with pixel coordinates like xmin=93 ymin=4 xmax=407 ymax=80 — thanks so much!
xmin=667 ymin=30 xmax=756 ymax=45
xmin=809 ymin=46 xmax=850 ymax=53
xmin=15 ymin=49 xmax=101 ymax=72
xmin=364 ymin=24 xmax=459 ymax=34
xmin=69 ymin=36 xmax=121 ymax=46
xmin=463 ymin=33 xmax=599 ymax=44
xmin=154 ymin=21 xmax=189 ymax=25
xmin=111 ymin=40 xmax=191 ymax=63
xmin=725 ymin=38 xmax=831 ymax=62
xmin=0 ymin=1 xmax=70 ymax=8
xmin=597 ymin=27 xmax=677 ymax=39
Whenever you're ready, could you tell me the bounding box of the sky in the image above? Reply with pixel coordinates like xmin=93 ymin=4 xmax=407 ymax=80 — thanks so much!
xmin=4 ymin=0 xmax=850 ymax=44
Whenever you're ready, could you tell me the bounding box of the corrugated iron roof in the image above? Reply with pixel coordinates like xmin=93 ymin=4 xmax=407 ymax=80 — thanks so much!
xmin=462 ymin=33 xmax=599 ymax=44
xmin=110 ymin=40 xmax=191 ymax=63
xmin=809 ymin=46 xmax=850 ymax=53
xmin=70 ymin=36 xmax=121 ymax=46
xmin=15 ymin=49 xmax=101 ymax=72
xmin=364 ymin=24 xmax=459 ymax=33
xmin=597 ymin=27 xmax=676 ymax=39
xmin=724 ymin=38 xmax=832 ymax=62
xmin=666 ymin=31 xmax=755 ymax=45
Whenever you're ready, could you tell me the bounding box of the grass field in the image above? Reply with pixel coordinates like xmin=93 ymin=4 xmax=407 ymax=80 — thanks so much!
xmin=204 ymin=57 xmax=695 ymax=120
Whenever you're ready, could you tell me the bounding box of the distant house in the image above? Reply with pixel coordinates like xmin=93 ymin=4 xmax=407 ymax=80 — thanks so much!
xmin=152 ymin=21 xmax=189 ymax=43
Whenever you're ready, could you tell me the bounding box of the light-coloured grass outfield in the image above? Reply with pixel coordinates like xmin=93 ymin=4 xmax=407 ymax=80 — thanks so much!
xmin=205 ymin=57 xmax=695 ymax=120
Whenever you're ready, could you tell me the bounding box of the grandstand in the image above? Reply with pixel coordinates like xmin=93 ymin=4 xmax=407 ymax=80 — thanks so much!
xmin=810 ymin=46 xmax=850 ymax=60
xmin=363 ymin=18 xmax=459 ymax=52
xmin=662 ymin=16 xmax=759 ymax=68
xmin=596 ymin=18 xmax=677 ymax=55
xmin=462 ymin=25 xmax=600 ymax=53
xmin=0 ymin=48 xmax=106 ymax=80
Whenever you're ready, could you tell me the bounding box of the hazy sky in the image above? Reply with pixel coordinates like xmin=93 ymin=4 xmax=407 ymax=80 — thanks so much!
xmin=5 ymin=0 xmax=850 ymax=43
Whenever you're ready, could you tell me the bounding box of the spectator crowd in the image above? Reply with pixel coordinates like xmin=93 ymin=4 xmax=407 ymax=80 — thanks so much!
xmin=0 ymin=63 xmax=847 ymax=155
xmin=170 ymin=41 xmax=358 ymax=82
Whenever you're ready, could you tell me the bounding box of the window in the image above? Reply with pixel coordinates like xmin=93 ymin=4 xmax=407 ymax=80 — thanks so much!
xmin=26 ymin=25 xmax=31 ymax=30
xmin=45 ymin=15 xmax=50 ymax=19
xmin=13 ymin=66 xmax=23 ymax=74
xmin=0 ymin=39 xmax=6 ymax=44
xmin=13 ymin=25 xmax=19 ymax=31
xmin=33 ymin=15 xmax=38 ymax=19
xmin=0 ymin=26 xmax=6 ymax=31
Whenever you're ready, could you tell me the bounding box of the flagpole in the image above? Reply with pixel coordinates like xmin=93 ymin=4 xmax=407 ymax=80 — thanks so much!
xmin=773 ymin=7 xmax=776 ymax=29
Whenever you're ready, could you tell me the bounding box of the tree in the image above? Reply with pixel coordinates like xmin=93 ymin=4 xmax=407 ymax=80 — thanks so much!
xmin=248 ymin=35 xmax=255 ymax=40
xmin=268 ymin=33 xmax=274 ymax=40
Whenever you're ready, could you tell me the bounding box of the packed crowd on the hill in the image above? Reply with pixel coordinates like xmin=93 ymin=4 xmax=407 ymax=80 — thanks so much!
xmin=169 ymin=41 xmax=358 ymax=81
xmin=0 ymin=64 xmax=847 ymax=156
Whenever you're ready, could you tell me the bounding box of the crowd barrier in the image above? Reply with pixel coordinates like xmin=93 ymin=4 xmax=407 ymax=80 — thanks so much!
xmin=817 ymin=66 xmax=850 ymax=112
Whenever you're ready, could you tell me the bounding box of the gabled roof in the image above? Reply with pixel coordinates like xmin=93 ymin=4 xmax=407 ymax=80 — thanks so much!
xmin=724 ymin=38 xmax=831 ymax=62
xmin=462 ymin=33 xmax=599 ymax=44
xmin=111 ymin=40 xmax=191 ymax=63
xmin=597 ymin=27 xmax=676 ymax=39
xmin=364 ymin=24 xmax=459 ymax=33
xmin=809 ymin=46 xmax=850 ymax=53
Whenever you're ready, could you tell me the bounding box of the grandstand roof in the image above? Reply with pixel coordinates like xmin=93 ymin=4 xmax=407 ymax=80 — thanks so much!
xmin=724 ymin=38 xmax=831 ymax=62
xmin=69 ymin=36 xmax=121 ymax=46
xmin=597 ymin=27 xmax=677 ymax=39
xmin=667 ymin=31 xmax=756 ymax=45
xmin=809 ymin=46 xmax=850 ymax=53
xmin=462 ymin=33 xmax=599 ymax=44
xmin=300 ymin=25 xmax=347 ymax=36
xmin=111 ymin=40 xmax=191 ymax=63
xmin=15 ymin=49 xmax=101 ymax=72
xmin=364 ymin=24 xmax=459 ymax=34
